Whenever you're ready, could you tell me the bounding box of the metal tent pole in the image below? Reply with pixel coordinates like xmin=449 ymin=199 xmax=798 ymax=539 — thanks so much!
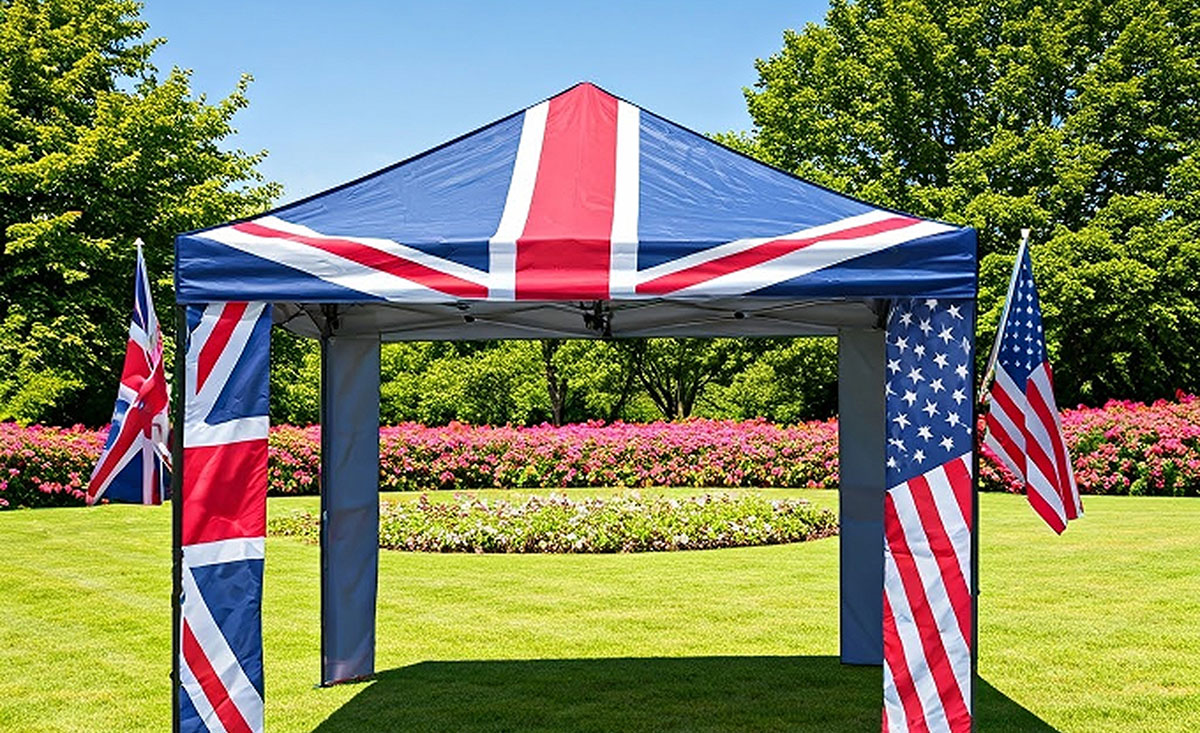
xmin=171 ymin=304 xmax=186 ymax=733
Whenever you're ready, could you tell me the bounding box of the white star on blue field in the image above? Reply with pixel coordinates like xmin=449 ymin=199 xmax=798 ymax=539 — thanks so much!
xmin=885 ymin=298 xmax=975 ymax=487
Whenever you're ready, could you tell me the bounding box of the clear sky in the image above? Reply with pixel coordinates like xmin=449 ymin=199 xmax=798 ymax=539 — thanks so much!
xmin=140 ymin=1 xmax=828 ymax=201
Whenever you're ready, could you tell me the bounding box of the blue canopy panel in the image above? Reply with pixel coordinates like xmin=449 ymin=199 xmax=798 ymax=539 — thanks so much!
xmin=176 ymin=82 xmax=976 ymax=305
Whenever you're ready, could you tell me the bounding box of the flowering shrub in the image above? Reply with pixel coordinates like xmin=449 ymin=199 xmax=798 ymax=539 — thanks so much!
xmin=269 ymin=492 xmax=839 ymax=553
xmin=269 ymin=419 xmax=839 ymax=496
xmin=0 ymin=423 xmax=104 ymax=509
xmin=1 ymin=393 xmax=1197 ymax=509
xmin=980 ymin=392 xmax=1200 ymax=496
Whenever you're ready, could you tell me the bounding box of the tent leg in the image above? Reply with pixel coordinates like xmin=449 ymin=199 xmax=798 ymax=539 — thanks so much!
xmin=837 ymin=327 xmax=886 ymax=665
xmin=171 ymin=305 xmax=185 ymax=733
xmin=319 ymin=334 xmax=381 ymax=685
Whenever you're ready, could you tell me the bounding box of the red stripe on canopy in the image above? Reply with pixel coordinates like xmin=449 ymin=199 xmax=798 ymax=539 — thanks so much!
xmin=232 ymin=221 xmax=487 ymax=299
xmin=516 ymin=84 xmax=618 ymax=300
xmin=637 ymin=215 xmax=919 ymax=296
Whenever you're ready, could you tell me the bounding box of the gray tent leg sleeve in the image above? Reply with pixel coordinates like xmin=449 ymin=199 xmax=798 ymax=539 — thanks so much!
xmin=837 ymin=327 xmax=886 ymax=665
xmin=320 ymin=335 xmax=381 ymax=685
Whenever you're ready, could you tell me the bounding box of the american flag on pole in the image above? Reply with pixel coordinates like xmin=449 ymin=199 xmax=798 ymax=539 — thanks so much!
xmin=981 ymin=240 xmax=1082 ymax=533
xmin=87 ymin=240 xmax=171 ymax=505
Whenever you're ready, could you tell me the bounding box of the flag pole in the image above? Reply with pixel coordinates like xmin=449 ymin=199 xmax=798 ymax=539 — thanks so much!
xmin=171 ymin=304 xmax=185 ymax=733
xmin=977 ymin=228 xmax=1030 ymax=404
xmin=970 ymin=228 xmax=1029 ymax=729
xmin=970 ymin=297 xmax=981 ymax=733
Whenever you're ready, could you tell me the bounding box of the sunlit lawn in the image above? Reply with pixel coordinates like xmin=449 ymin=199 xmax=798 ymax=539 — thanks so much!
xmin=0 ymin=489 xmax=1196 ymax=731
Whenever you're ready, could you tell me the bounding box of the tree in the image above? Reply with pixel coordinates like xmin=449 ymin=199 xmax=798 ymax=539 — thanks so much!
xmin=723 ymin=0 xmax=1199 ymax=405
xmin=539 ymin=340 xmax=569 ymax=426
xmin=270 ymin=329 xmax=319 ymax=425
xmin=977 ymin=189 xmax=1200 ymax=405
xmin=698 ymin=338 xmax=839 ymax=424
xmin=628 ymin=338 xmax=762 ymax=420
xmin=0 ymin=0 xmax=279 ymax=424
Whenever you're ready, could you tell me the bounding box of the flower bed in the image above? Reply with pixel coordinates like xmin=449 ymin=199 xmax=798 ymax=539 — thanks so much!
xmin=1 ymin=394 xmax=1197 ymax=509
xmin=980 ymin=392 xmax=1200 ymax=496
xmin=269 ymin=492 xmax=839 ymax=553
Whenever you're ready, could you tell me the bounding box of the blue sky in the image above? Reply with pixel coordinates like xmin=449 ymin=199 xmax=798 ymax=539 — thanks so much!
xmin=140 ymin=1 xmax=827 ymax=201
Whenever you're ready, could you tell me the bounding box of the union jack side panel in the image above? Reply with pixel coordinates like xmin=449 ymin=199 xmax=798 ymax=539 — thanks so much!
xmin=882 ymin=298 xmax=975 ymax=733
xmin=176 ymin=83 xmax=976 ymax=305
xmin=179 ymin=302 xmax=271 ymax=733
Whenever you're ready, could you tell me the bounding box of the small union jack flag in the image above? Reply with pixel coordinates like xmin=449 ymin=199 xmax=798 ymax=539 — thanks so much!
xmin=87 ymin=240 xmax=170 ymax=505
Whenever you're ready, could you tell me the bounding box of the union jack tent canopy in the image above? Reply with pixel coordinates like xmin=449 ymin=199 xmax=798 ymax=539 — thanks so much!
xmin=173 ymin=83 xmax=979 ymax=733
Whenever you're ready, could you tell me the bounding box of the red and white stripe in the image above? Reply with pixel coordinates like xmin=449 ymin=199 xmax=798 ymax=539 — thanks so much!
xmin=882 ymin=454 xmax=974 ymax=733
xmin=487 ymin=83 xmax=641 ymax=300
xmin=635 ymin=211 xmax=953 ymax=298
xmin=184 ymin=303 xmax=269 ymax=448
xmin=200 ymin=217 xmax=489 ymax=301
xmin=180 ymin=560 xmax=264 ymax=733
xmin=983 ymin=363 xmax=1081 ymax=534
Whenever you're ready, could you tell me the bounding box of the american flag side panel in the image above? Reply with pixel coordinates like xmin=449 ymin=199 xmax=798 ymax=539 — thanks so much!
xmin=179 ymin=302 xmax=270 ymax=733
xmin=882 ymin=298 xmax=975 ymax=733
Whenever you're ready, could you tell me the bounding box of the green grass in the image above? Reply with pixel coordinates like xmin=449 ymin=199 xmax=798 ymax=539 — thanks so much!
xmin=0 ymin=490 xmax=1196 ymax=731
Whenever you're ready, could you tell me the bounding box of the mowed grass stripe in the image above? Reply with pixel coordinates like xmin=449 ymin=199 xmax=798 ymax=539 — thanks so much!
xmin=0 ymin=491 xmax=1196 ymax=731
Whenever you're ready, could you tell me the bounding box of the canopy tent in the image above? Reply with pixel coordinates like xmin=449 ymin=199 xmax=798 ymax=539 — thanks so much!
xmin=172 ymin=82 xmax=978 ymax=733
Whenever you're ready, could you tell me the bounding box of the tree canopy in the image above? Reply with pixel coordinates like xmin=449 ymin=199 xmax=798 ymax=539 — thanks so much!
xmin=0 ymin=0 xmax=278 ymax=424
xmin=4 ymin=0 xmax=1195 ymax=426
xmin=720 ymin=0 xmax=1199 ymax=405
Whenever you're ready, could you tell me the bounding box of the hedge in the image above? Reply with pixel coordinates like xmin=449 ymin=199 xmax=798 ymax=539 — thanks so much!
xmin=2 ymin=394 xmax=1197 ymax=509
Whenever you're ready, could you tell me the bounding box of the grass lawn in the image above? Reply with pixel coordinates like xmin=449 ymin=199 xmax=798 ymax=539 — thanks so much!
xmin=0 ymin=489 xmax=1196 ymax=731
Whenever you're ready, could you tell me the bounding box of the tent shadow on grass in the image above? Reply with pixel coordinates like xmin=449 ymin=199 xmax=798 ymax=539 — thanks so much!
xmin=312 ymin=655 xmax=1057 ymax=732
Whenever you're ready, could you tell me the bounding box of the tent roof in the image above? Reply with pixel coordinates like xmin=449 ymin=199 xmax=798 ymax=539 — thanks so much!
xmin=175 ymin=82 xmax=975 ymax=338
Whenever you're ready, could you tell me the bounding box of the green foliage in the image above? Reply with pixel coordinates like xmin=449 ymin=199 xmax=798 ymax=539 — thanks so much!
xmin=0 ymin=0 xmax=279 ymax=424
xmin=628 ymin=338 xmax=767 ymax=420
xmin=545 ymin=339 xmax=651 ymax=423
xmin=269 ymin=492 xmax=838 ymax=554
xmin=269 ymin=328 xmax=319 ymax=425
xmin=699 ymin=338 xmax=838 ymax=423
xmin=270 ymin=336 xmax=737 ymax=427
xmin=978 ymin=196 xmax=1200 ymax=404
xmin=407 ymin=341 xmax=550 ymax=425
xmin=726 ymin=0 xmax=1200 ymax=405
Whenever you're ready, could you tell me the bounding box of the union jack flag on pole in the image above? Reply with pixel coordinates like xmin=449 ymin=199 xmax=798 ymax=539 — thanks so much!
xmin=87 ymin=240 xmax=171 ymax=505
xmin=981 ymin=234 xmax=1082 ymax=533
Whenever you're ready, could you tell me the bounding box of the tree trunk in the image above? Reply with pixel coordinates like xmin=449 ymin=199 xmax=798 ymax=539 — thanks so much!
xmin=540 ymin=339 xmax=567 ymax=426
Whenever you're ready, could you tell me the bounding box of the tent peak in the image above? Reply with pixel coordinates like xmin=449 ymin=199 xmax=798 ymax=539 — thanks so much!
xmin=540 ymin=80 xmax=620 ymax=108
